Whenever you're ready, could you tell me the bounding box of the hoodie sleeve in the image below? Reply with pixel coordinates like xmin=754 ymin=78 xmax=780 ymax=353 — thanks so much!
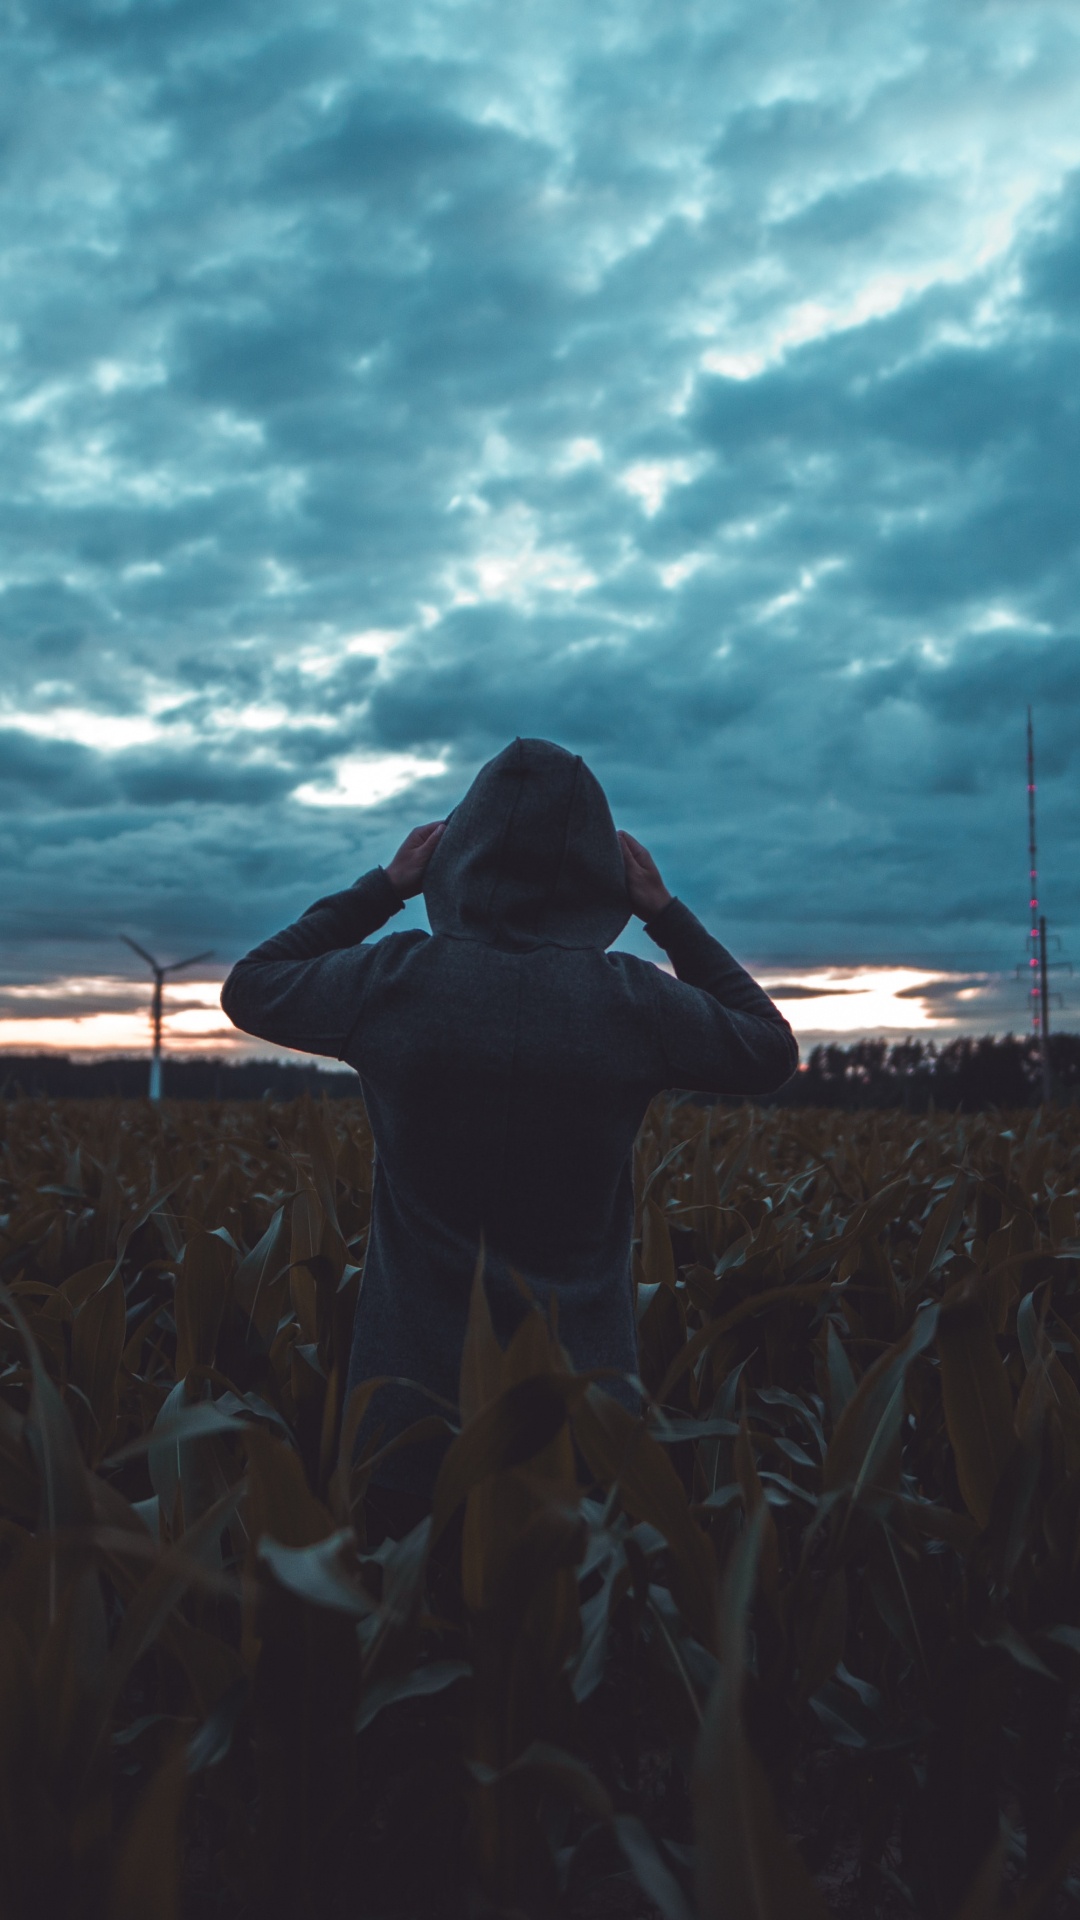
xmin=643 ymin=898 xmax=798 ymax=1096
xmin=219 ymin=868 xmax=411 ymax=1058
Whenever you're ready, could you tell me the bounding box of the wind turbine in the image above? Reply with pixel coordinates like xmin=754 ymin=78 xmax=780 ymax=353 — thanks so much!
xmin=121 ymin=937 xmax=214 ymax=1101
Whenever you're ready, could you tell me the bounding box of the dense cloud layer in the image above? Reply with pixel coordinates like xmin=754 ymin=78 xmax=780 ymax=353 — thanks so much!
xmin=2 ymin=0 xmax=1079 ymax=1020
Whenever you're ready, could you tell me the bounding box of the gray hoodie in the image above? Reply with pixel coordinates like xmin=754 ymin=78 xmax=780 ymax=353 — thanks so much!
xmin=221 ymin=737 xmax=797 ymax=1488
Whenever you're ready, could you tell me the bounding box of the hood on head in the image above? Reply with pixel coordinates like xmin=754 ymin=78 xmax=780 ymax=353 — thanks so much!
xmin=422 ymin=738 xmax=630 ymax=951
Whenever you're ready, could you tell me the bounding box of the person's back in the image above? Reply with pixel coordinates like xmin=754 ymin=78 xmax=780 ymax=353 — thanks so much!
xmin=221 ymin=737 xmax=798 ymax=1494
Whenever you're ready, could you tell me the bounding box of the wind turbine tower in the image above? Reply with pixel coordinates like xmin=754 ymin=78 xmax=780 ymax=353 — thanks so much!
xmin=121 ymin=937 xmax=213 ymax=1101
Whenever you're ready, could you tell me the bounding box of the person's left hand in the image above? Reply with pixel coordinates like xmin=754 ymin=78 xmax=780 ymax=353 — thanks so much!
xmin=385 ymin=821 xmax=446 ymax=899
xmin=617 ymin=830 xmax=672 ymax=920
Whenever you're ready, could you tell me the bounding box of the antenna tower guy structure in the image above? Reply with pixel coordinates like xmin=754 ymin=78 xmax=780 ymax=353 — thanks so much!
xmin=121 ymin=937 xmax=213 ymax=1101
xmin=1020 ymin=709 xmax=1071 ymax=1102
xmin=1026 ymin=706 xmax=1041 ymax=1038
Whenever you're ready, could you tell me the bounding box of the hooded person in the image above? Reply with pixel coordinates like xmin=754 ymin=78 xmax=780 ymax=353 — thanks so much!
xmin=220 ymin=737 xmax=797 ymax=1506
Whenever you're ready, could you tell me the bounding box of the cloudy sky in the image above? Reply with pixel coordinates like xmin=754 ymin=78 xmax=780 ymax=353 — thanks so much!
xmin=2 ymin=0 xmax=1079 ymax=1055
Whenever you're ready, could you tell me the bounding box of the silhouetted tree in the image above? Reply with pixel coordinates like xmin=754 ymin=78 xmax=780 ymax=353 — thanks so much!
xmin=777 ymin=1033 xmax=1080 ymax=1110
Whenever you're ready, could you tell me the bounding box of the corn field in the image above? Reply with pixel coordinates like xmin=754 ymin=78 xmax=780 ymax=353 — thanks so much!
xmin=2 ymin=1094 xmax=1080 ymax=1920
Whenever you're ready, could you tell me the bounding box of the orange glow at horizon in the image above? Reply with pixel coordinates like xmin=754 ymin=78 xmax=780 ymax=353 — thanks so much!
xmin=761 ymin=966 xmax=953 ymax=1036
xmin=0 ymin=963 xmax=1004 ymax=1058
xmin=0 ymin=979 xmax=241 ymax=1056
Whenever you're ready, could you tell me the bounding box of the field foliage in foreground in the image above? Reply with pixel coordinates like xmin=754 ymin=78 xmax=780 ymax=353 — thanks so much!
xmin=1 ymin=1096 xmax=1080 ymax=1919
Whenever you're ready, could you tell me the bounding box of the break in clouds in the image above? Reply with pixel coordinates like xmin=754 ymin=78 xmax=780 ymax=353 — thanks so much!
xmin=2 ymin=0 xmax=1080 ymax=1030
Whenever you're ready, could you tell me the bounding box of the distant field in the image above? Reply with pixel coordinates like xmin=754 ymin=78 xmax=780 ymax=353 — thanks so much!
xmin=1 ymin=1097 xmax=1079 ymax=1918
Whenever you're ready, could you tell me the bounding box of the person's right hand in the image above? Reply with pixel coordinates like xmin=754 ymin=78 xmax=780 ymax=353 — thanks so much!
xmin=385 ymin=820 xmax=446 ymax=899
xmin=618 ymin=831 xmax=672 ymax=920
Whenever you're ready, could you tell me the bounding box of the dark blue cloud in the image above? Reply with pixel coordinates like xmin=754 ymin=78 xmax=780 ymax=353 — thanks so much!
xmin=0 ymin=732 xmax=115 ymax=811
xmin=1 ymin=0 xmax=1079 ymax=1006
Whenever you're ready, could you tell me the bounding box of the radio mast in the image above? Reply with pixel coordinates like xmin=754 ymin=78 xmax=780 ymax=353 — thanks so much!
xmin=1022 ymin=711 xmax=1072 ymax=1102
xmin=1026 ymin=707 xmax=1041 ymax=1037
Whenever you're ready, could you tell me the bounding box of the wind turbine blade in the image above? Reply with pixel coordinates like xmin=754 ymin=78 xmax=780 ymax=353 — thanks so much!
xmin=120 ymin=934 xmax=161 ymax=971
xmin=163 ymin=950 xmax=215 ymax=974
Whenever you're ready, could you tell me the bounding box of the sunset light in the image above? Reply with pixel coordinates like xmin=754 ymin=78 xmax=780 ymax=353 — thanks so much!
xmin=0 ymin=979 xmax=240 ymax=1058
xmin=763 ymin=967 xmax=953 ymax=1036
xmin=0 ymin=964 xmax=1013 ymax=1058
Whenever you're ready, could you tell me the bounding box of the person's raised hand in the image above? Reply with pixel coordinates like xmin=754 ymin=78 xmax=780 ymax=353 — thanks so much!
xmin=618 ymin=830 xmax=672 ymax=921
xmin=385 ymin=821 xmax=446 ymax=899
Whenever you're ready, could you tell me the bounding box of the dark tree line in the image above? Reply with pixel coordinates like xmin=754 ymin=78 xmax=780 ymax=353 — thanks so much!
xmin=777 ymin=1032 xmax=1080 ymax=1111
xmin=0 ymin=1054 xmax=359 ymax=1101
xmin=2 ymin=1033 xmax=1079 ymax=1108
